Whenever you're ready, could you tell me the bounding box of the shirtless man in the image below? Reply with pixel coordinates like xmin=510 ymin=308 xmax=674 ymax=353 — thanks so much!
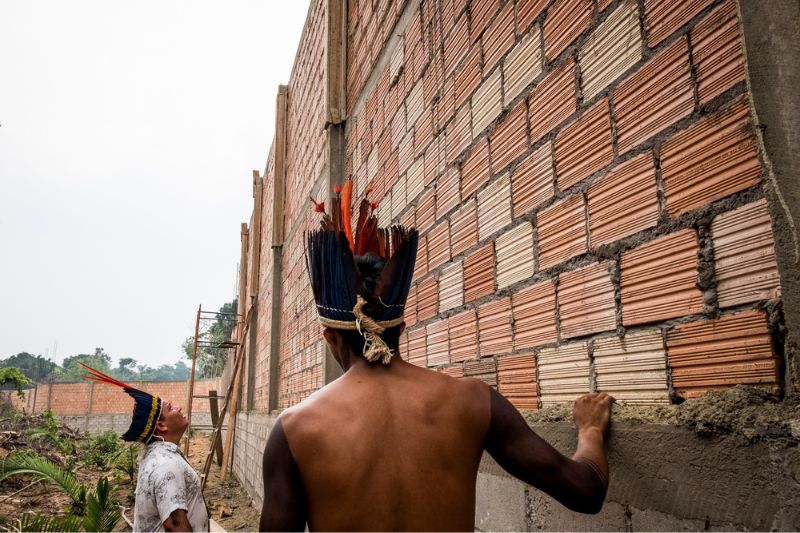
xmin=260 ymin=184 xmax=614 ymax=531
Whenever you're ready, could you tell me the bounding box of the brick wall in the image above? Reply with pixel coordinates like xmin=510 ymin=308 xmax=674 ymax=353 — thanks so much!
xmin=239 ymin=0 xmax=788 ymax=411
xmin=2 ymin=378 xmax=222 ymax=419
xmin=222 ymin=1 xmax=799 ymax=528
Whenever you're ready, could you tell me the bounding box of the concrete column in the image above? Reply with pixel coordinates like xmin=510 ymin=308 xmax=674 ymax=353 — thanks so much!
xmin=738 ymin=0 xmax=800 ymax=392
xmin=268 ymin=85 xmax=289 ymax=412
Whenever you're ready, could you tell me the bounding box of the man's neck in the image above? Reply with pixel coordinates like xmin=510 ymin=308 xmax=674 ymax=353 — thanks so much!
xmin=155 ymin=433 xmax=182 ymax=446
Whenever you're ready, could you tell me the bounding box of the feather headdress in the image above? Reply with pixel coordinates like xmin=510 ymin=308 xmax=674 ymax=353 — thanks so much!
xmin=79 ymin=363 xmax=163 ymax=443
xmin=306 ymin=180 xmax=418 ymax=364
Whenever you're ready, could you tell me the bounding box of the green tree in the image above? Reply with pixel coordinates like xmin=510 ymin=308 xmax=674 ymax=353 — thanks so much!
xmin=114 ymin=357 xmax=138 ymax=381
xmin=57 ymin=348 xmax=113 ymax=382
xmin=183 ymin=300 xmax=237 ymax=378
xmin=0 ymin=352 xmax=57 ymax=382
xmin=0 ymin=367 xmax=34 ymax=397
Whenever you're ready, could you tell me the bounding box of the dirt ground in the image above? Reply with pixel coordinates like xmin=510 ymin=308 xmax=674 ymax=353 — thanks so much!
xmin=0 ymin=416 xmax=259 ymax=532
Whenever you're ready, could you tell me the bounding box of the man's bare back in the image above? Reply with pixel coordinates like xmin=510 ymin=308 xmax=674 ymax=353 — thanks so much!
xmin=261 ymin=349 xmax=613 ymax=531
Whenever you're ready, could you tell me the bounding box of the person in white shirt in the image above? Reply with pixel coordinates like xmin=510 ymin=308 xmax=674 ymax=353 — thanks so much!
xmin=80 ymin=364 xmax=209 ymax=532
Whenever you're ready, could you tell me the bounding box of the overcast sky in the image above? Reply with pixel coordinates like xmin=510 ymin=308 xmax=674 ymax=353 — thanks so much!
xmin=0 ymin=1 xmax=310 ymax=368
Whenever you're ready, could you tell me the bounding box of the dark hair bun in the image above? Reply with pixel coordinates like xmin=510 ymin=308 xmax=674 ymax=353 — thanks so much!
xmin=354 ymin=253 xmax=385 ymax=311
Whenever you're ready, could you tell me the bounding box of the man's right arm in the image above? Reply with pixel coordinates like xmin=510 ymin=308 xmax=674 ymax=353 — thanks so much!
xmin=483 ymin=388 xmax=614 ymax=514
xmin=260 ymin=418 xmax=307 ymax=532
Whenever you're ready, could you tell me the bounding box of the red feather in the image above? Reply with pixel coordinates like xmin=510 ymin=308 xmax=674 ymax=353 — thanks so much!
xmin=79 ymin=362 xmax=135 ymax=391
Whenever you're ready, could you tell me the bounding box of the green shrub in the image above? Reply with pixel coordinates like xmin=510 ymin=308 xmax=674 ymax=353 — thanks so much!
xmin=80 ymin=430 xmax=122 ymax=469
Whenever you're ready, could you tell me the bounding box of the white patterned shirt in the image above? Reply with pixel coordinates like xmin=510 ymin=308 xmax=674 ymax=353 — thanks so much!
xmin=133 ymin=441 xmax=209 ymax=532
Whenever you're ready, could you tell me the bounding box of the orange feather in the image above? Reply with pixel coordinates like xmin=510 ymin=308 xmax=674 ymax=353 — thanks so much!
xmin=340 ymin=180 xmax=354 ymax=252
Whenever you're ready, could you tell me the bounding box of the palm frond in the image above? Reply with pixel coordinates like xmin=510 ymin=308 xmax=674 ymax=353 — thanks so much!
xmin=0 ymin=452 xmax=83 ymax=503
xmin=1 ymin=513 xmax=81 ymax=532
xmin=83 ymin=477 xmax=121 ymax=533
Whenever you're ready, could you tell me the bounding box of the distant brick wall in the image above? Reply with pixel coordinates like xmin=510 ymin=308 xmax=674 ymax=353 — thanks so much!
xmin=237 ymin=0 xmax=787 ymax=411
xmin=1 ymin=378 xmax=222 ymax=419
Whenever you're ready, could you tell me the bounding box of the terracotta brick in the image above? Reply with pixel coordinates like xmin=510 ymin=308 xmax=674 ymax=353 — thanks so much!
xmin=543 ymin=0 xmax=593 ymax=59
xmin=512 ymin=279 xmax=558 ymax=350
xmin=588 ymin=153 xmax=659 ymax=247
xmin=367 ymin=148 xmax=379 ymax=185
xmin=593 ymin=329 xmax=670 ymax=404
xmin=479 ymin=297 xmax=513 ymax=356
xmin=427 ymin=319 xmax=450 ymax=367
xmin=439 ymin=260 xmax=464 ymax=311
xmin=470 ymin=0 xmax=501 ymax=42
xmin=461 ymin=136 xmax=491 ymax=199
xmin=558 ymin=262 xmax=617 ymax=338
xmin=712 ymin=199 xmax=781 ymax=308
xmin=417 ymin=274 xmax=439 ymax=321
xmin=449 ymin=309 xmax=478 ymax=362
xmin=455 ymin=47 xmax=482 ymax=108
xmin=579 ymin=0 xmax=642 ymax=100
xmin=537 ymin=193 xmax=587 ymax=270
xmin=424 ymin=135 xmax=447 ymax=187
xmin=598 ymin=0 xmax=613 ymax=11
xmin=424 ymin=51 xmax=444 ymax=104
xmin=620 ymin=229 xmax=704 ymax=325
xmin=471 ymin=69 xmax=503 ymax=137
xmin=391 ymin=107 xmax=407 ymax=146
xmin=414 ymin=234 xmax=428 ymax=282
xmin=490 ymin=100 xmax=529 ymax=173
xmin=529 ymin=58 xmax=577 ymax=142
xmin=391 ymin=173 xmax=407 ymax=221
xmin=447 ymin=105 xmax=472 ymax=164
xmin=512 ymin=142 xmax=554 ymax=217
xmin=661 ymin=97 xmax=760 ymax=217
xmin=692 ymin=0 xmax=745 ymax=105
xmin=614 ymin=37 xmax=694 ymax=154
xmin=478 ymin=174 xmax=513 ymax=240
xmin=667 ymin=310 xmax=779 ymax=399
xmin=400 ymin=203 xmax=416 ymax=229
xmin=398 ymin=130 xmax=415 ymax=176
xmin=436 ymin=167 xmax=461 ymax=218
xmin=445 ymin=13 xmax=470 ymax=77
xmin=482 ymin=1 xmax=515 ymax=74
xmin=495 ymin=222 xmax=535 ymax=289
xmin=414 ymin=107 xmax=435 ymax=156
xmin=407 ymin=159 xmax=425 ymax=205
xmin=498 ymin=353 xmax=539 ymax=410
xmin=427 ymin=219 xmax=451 ymax=271
xmin=406 ymin=80 xmax=425 ymax=130
xmin=537 ymin=341 xmax=591 ymax=405
xmin=465 ymin=358 xmax=498 ymax=387
xmin=518 ymin=0 xmax=549 ymax=32
xmin=449 ymin=199 xmax=478 ymax=256
xmin=439 ymin=364 xmax=465 ymax=378
xmin=404 ymin=284 xmax=417 ymax=327
xmin=390 ymin=35 xmax=405 ymax=84
xmin=644 ymin=0 xmax=714 ymax=47
xmin=407 ymin=325 xmax=428 ymax=367
xmin=416 ymin=187 xmax=436 ymax=233
xmin=555 ymin=99 xmax=613 ymax=190
xmin=503 ymin=26 xmax=543 ymax=105
xmin=464 ymin=242 xmax=496 ymax=302
xmin=436 ymin=76 xmax=456 ymax=133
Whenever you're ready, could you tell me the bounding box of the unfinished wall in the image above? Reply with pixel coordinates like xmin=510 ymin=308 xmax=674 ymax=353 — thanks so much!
xmin=226 ymin=0 xmax=800 ymax=529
